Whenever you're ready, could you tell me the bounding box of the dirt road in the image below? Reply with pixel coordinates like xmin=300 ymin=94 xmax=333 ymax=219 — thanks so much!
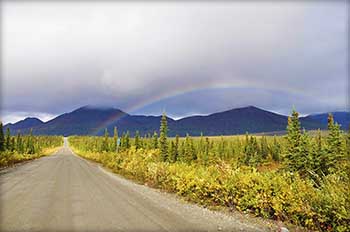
xmin=0 ymin=138 xmax=271 ymax=232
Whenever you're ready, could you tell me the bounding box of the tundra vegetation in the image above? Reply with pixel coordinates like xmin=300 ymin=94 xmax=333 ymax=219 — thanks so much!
xmin=0 ymin=123 xmax=63 ymax=167
xmin=69 ymin=110 xmax=350 ymax=231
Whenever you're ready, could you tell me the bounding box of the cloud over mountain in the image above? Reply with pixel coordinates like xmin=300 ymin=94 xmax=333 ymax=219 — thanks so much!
xmin=1 ymin=1 xmax=347 ymax=123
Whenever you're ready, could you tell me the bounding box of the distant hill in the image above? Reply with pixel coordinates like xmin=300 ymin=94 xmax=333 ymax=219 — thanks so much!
xmin=4 ymin=105 xmax=327 ymax=136
xmin=176 ymin=106 xmax=325 ymax=136
xmin=4 ymin=117 xmax=43 ymax=133
xmin=303 ymin=112 xmax=350 ymax=130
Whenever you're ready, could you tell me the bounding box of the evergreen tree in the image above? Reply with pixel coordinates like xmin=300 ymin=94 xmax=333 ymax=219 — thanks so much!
xmin=271 ymin=135 xmax=281 ymax=162
xmin=0 ymin=122 xmax=4 ymax=151
xmin=146 ymin=133 xmax=152 ymax=149
xmin=5 ymin=128 xmax=11 ymax=150
xmin=184 ymin=134 xmax=191 ymax=162
xmin=189 ymin=136 xmax=197 ymax=161
xmin=244 ymin=135 xmax=259 ymax=165
xmin=218 ymin=137 xmax=225 ymax=159
xmin=168 ymin=141 xmax=175 ymax=162
xmin=120 ymin=132 xmax=125 ymax=150
xmin=298 ymin=130 xmax=313 ymax=176
xmin=135 ymin=130 xmax=140 ymax=150
xmin=326 ymin=113 xmax=342 ymax=154
xmin=315 ymin=129 xmax=323 ymax=157
xmin=346 ymin=125 xmax=350 ymax=159
xmin=313 ymin=129 xmax=325 ymax=175
xmin=285 ymin=110 xmax=314 ymax=176
xmin=10 ymin=137 xmax=15 ymax=152
xmin=125 ymin=131 xmax=130 ymax=149
xmin=16 ymin=131 xmax=23 ymax=153
xmin=179 ymin=141 xmax=185 ymax=161
xmin=198 ymin=132 xmax=204 ymax=159
xmin=152 ymin=131 xmax=158 ymax=149
xmin=325 ymin=113 xmax=344 ymax=173
xmin=174 ymin=135 xmax=179 ymax=162
xmin=285 ymin=109 xmax=302 ymax=171
xmin=243 ymin=133 xmax=250 ymax=164
xmin=260 ymin=135 xmax=269 ymax=159
xmin=286 ymin=109 xmax=301 ymax=156
xmin=204 ymin=137 xmax=210 ymax=164
xmin=159 ymin=113 xmax=168 ymax=161
xmin=184 ymin=134 xmax=196 ymax=162
xmin=113 ymin=127 xmax=118 ymax=152
xmin=27 ymin=128 xmax=35 ymax=154
xmin=102 ymin=128 xmax=109 ymax=152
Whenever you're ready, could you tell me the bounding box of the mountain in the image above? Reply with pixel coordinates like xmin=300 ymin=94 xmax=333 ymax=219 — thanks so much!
xmin=175 ymin=106 xmax=324 ymax=136
xmin=4 ymin=117 xmax=43 ymax=133
xmin=4 ymin=106 xmax=327 ymax=136
xmin=31 ymin=106 xmax=128 ymax=136
xmin=303 ymin=112 xmax=350 ymax=130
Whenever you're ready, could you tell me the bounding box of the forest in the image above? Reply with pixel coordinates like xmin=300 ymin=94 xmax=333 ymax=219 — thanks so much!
xmin=68 ymin=110 xmax=350 ymax=231
xmin=0 ymin=125 xmax=62 ymax=167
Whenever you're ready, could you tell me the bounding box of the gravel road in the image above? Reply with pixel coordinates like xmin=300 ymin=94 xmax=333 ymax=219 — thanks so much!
xmin=0 ymin=138 xmax=273 ymax=232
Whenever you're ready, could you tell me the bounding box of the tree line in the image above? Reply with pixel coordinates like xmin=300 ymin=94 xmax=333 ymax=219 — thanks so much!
xmin=0 ymin=123 xmax=62 ymax=155
xmin=69 ymin=109 xmax=350 ymax=231
xmin=71 ymin=110 xmax=350 ymax=180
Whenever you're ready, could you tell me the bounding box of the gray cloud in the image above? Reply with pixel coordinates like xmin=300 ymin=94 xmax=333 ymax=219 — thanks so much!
xmin=1 ymin=1 xmax=348 ymax=123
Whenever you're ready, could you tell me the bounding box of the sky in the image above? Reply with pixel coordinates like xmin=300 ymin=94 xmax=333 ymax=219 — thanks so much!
xmin=1 ymin=1 xmax=348 ymax=124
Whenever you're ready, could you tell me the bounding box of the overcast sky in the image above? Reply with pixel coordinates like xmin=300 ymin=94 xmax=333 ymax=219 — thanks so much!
xmin=1 ymin=1 xmax=348 ymax=123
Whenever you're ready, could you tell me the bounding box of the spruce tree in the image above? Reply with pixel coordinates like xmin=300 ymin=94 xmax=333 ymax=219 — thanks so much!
xmin=219 ymin=137 xmax=225 ymax=159
xmin=260 ymin=135 xmax=269 ymax=160
xmin=152 ymin=131 xmax=158 ymax=149
xmin=204 ymin=137 xmax=210 ymax=164
xmin=313 ymin=129 xmax=325 ymax=175
xmin=168 ymin=141 xmax=175 ymax=162
xmin=346 ymin=125 xmax=350 ymax=159
xmin=184 ymin=134 xmax=191 ymax=162
xmin=174 ymin=135 xmax=179 ymax=162
xmin=146 ymin=133 xmax=151 ymax=149
xmin=125 ymin=131 xmax=130 ymax=149
xmin=5 ymin=128 xmax=11 ymax=151
xmin=0 ymin=122 xmax=4 ymax=151
xmin=135 ymin=130 xmax=140 ymax=150
xmin=271 ymin=135 xmax=281 ymax=162
xmin=120 ymin=132 xmax=125 ymax=150
xmin=199 ymin=132 xmax=204 ymax=157
xmin=325 ymin=113 xmax=344 ymax=173
xmin=326 ymin=113 xmax=342 ymax=154
xmin=179 ymin=141 xmax=185 ymax=161
xmin=244 ymin=135 xmax=259 ymax=165
xmin=159 ymin=113 xmax=168 ymax=161
xmin=10 ymin=137 xmax=15 ymax=152
xmin=285 ymin=109 xmax=302 ymax=171
xmin=243 ymin=134 xmax=251 ymax=165
xmin=113 ymin=127 xmax=118 ymax=152
xmin=16 ymin=131 xmax=23 ymax=153
xmin=189 ymin=136 xmax=196 ymax=161
xmin=102 ymin=128 xmax=109 ymax=152
xmin=184 ymin=134 xmax=196 ymax=162
xmin=285 ymin=110 xmax=317 ymax=177
xmin=27 ymin=128 xmax=35 ymax=154
xmin=298 ymin=130 xmax=312 ymax=176
xmin=286 ymin=110 xmax=301 ymax=155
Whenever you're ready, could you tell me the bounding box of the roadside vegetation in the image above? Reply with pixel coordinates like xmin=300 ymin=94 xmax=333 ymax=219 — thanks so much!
xmin=0 ymin=123 xmax=63 ymax=167
xmin=69 ymin=110 xmax=350 ymax=231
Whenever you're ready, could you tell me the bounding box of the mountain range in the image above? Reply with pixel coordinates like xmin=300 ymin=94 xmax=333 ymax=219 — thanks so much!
xmin=4 ymin=106 xmax=349 ymax=136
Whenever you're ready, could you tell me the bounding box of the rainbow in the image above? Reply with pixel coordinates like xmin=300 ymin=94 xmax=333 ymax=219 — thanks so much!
xmin=91 ymin=81 xmax=213 ymax=134
xmin=91 ymin=82 xmax=313 ymax=135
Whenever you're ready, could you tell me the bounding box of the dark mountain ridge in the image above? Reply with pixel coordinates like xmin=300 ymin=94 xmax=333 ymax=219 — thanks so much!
xmin=4 ymin=117 xmax=44 ymax=132
xmin=4 ymin=105 xmax=338 ymax=137
xmin=303 ymin=111 xmax=350 ymax=130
